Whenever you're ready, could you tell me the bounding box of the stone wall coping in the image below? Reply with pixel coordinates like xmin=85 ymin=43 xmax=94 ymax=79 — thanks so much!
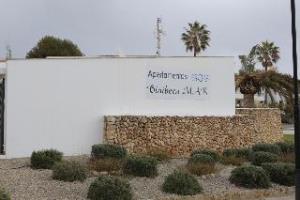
xmin=105 ymin=115 xmax=245 ymax=118
xmin=237 ymin=108 xmax=280 ymax=110
xmin=104 ymin=108 xmax=280 ymax=119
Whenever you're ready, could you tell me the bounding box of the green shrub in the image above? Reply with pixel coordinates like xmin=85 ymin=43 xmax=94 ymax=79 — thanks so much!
xmin=262 ymin=162 xmax=295 ymax=186
xmin=91 ymin=144 xmax=127 ymax=159
xmin=190 ymin=149 xmax=220 ymax=161
xmin=163 ymin=170 xmax=202 ymax=195
xmin=52 ymin=160 xmax=88 ymax=182
xmin=275 ymin=142 xmax=294 ymax=154
xmin=31 ymin=149 xmax=63 ymax=169
xmin=223 ymin=148 xmax=253 ymax=160
xmin=189 ymin=154 xmax=215 ymax=164
xmin=251 ymin=151 xmax=278 ymax=166
xmin=252 ymin=143 xmax=281 ymax=155
xmin=87 ymin=176 xmax=133 ymax=200
xmin=123 ymin=155 xmax=158 ymax=177
xmin=89 ymin=158 xmax=123 ymax=173
xmin=229 ymin=165 xmax=271 ymax=188
xmin=279 ymin=152 xmax=295 ymax=163
xmin=222 ymin=148 xmax=253 ymax=165
xmin=187 ymin=154 xmax=216 ymax=175
xmin=0 ymin=188 xmax=10 ymax=200
xmin=221 ymin=156 xmax=246 ymax=166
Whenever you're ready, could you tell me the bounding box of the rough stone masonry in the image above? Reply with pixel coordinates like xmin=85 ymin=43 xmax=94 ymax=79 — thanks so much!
xmin=104 ymin=108 xmax=282 ymax=157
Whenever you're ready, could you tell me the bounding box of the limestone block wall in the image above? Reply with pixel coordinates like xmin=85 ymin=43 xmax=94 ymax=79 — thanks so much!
xmin=104 ymin=108 xmax=282 ymax=157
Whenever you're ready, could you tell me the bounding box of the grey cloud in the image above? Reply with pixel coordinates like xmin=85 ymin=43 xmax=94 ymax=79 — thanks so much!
xmin=0 ymin=0 xmax=299 ymax=74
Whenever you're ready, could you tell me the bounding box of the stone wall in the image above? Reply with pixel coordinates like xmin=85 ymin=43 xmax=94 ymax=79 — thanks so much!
xmin=104 ymin=108 xmax=282 ymax=157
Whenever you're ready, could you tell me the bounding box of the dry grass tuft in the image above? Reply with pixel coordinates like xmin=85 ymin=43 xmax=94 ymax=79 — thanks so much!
xmin=186 ymin=163 xmax=216 ymax=176
xmin=221 ymin=156 xmax=246 ymax=166
xmin=89 ymin=158 xmax=123 ymax=173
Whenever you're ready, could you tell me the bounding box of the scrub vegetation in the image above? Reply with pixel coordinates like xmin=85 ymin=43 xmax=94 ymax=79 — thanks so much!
xmin=52 ymin=160 xmax=88 ymax=182
xmin=0 ymin=188 xmax=10 ymax=200
xmin=15 ymin=141 xmax=297 ymax=199
xmin=229 ymin=165 xmax=271 ymax=189
xmin=162 ymin=170 xmax=203 ymax=195
xmin=30 ymin=149 xmax=63 ymax=169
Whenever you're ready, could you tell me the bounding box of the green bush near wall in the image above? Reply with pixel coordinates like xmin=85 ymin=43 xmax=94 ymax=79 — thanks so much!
xmin=275 ymin=142 xmax=294 ymax=154
xmin=262 ymin=162 xmax=295 ymax=186
xmin=252 ymin=143 xmax=281 ymax=155
xmin=190 ymin=149 xmax=220 ymax=162
xmin=187 ymin=154 xmax=216 ymax=175
xmin=91 ymin=144 xmax=127 ymax=159
xmin=229 ymin=165 xmax=271 ymax=189
xmin=52 ymin=160 xmax=88 ymax=182
xmin=123 ymin=155 xmax=158 ymax=177
xmin=251 ymin=151 xmax=278 ymax=166
xmin=223 ymin=148 xmax=253 ymax=160
xmin=31 ymin=149 xmax=63 ymax=169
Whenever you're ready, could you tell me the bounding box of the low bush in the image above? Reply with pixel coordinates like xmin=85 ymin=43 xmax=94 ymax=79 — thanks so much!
xmin=275 ymin=142 xmax=294 ymax=154
xmin=190 ymin=149 xmax=220 ymax=161
xmin=0 ymin=188 xmax=10 ymax=200
xmin=262 ymin=162 xmax=295 ymax=186
xmin=162 ymin=170 xmax=202 ymax=195
xmin=251 ymin=151 xmax=278 ymax=166
xmin=222 ymin=148 xmax=253 ymax=166
xmin=87 ymin=176 xmax=133 ymax=200
xmin=252 ymin=143 xmax=281 ymax=155
xmin=223 ymin=148 xmax=253 ymax=160
xmin=189 ymin=154 xmax=215 ymax=164
xmin=52 ymin=160 xmax=88 ymax=182
xmin=91 ymin=144 xmax=127 ymax=159
xmin=89 ymin=158 xmax=123 ymax=173
xmin=186 ymin=163 xmax=216 ymax=176
xmin=229 ymin=165 xmax=271 ymax=188
xmin=221 ymin=156 xmax=246 ymax=166
xmin=31 ymin=149 xmax=63 ymax=169
xmin=187 ymin=154 xmax=216 ymax=175
xmin=123 ymin=155 xmax=158 ymax=177
xmin=279 ymin=152 xmax=295 ymax=163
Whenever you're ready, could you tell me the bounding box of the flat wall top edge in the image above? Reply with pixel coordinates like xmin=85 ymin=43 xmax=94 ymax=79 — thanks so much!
xmin=6 ymin=56 xmax=235 ymax=62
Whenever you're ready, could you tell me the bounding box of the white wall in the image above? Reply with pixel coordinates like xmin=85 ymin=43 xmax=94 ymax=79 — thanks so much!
xmin=0 ymin=62 xmax=6 ymax=75
xmin=4 ymin=57 xmax=235 ymax=158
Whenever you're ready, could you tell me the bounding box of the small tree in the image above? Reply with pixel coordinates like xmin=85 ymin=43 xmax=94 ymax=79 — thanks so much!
xmin=251 ymin=41 xmax=280 ymax=72
xmin=251 ymin=41 xmax=280 ymax=103
xmin=181 ymin=21 xmax=210 ymax=57
xmin=235 ymin=70 xmax=293 ymax=108
xmin=26 ymin=36 xmax=83 ymax=58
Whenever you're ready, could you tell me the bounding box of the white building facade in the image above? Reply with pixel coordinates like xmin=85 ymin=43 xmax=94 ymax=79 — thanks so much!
xmin=1 ymin=57 xmax=235 ymax=158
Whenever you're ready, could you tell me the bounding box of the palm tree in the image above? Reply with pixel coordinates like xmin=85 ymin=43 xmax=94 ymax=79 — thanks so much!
xmin=239 ymin=54 xmax=256 ymax=73
xmin=181 ymin=21 xmax=210 ymax=57
xmin=250 ymin=41 xmax=280 ymax=104
xmin=235 ymin=70 xmax=293 ymax=108
xmin=251 ymin=41 xmax=280 ymax=71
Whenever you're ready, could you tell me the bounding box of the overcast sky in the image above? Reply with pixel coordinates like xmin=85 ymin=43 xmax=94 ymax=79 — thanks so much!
xmin=0 ymin=0 xmax=299 ymax=74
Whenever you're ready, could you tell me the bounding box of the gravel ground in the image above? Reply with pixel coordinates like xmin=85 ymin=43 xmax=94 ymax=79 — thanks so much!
xmin=0 ymin=157 xmax=295 ymax=200
xmin=264 ymin=195 xmax=294 ymax=200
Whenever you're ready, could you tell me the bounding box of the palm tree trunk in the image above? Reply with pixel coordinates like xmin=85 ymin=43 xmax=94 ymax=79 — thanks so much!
xmin=243 ymin=94 xmax=255 ymax=108
xmin=263 ymin=63 xmax=268 ymax=104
